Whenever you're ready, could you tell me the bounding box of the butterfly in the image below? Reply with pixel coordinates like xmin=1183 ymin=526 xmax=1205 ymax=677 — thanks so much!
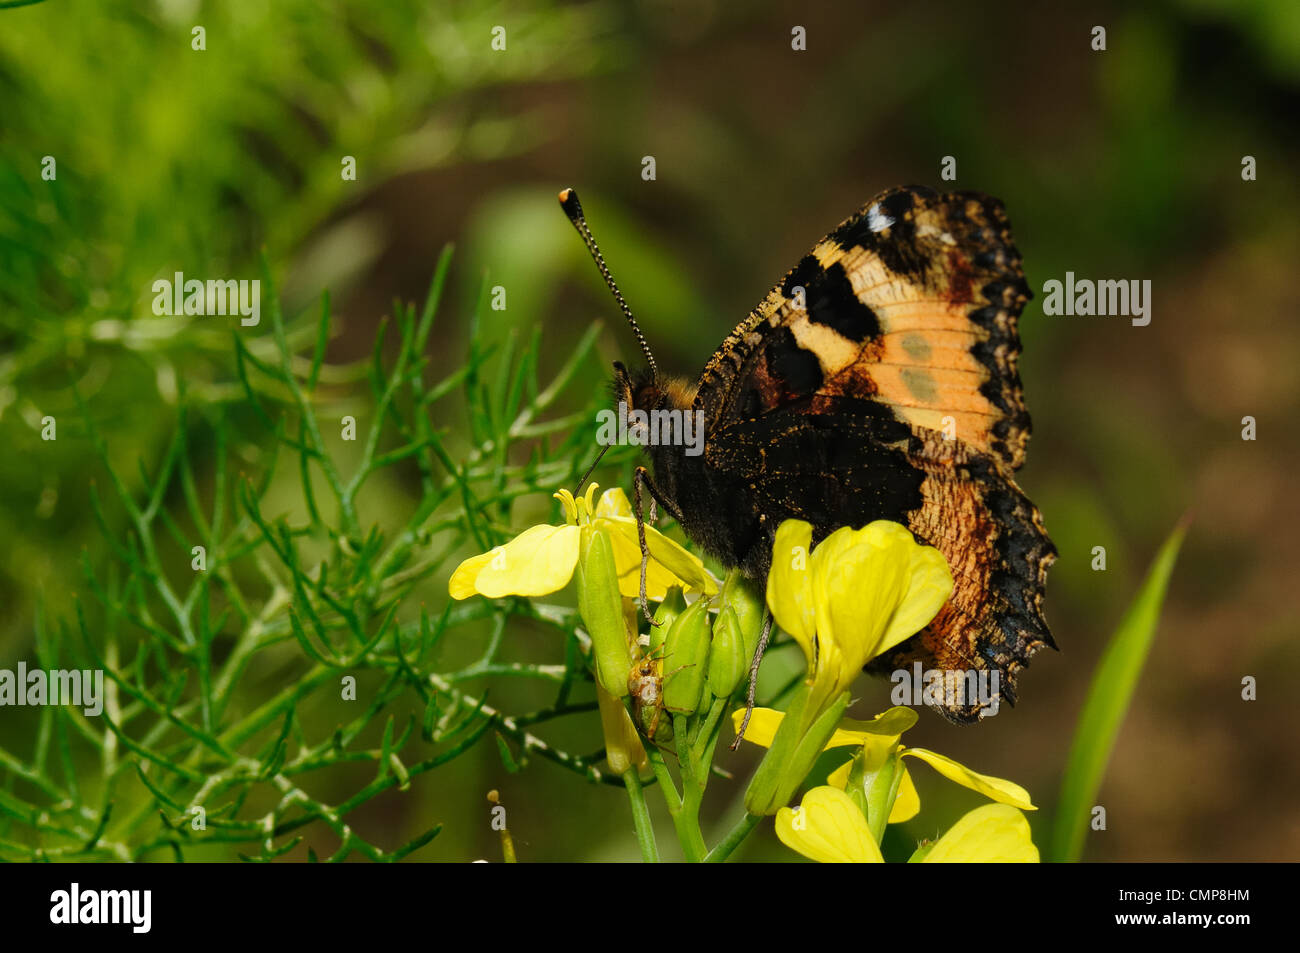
xmin=560 ymin=185 xmax=1055 ymax=725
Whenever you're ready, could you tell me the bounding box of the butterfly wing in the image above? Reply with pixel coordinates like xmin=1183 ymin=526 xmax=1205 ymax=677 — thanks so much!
xmin=696 ymin=185 xmax=1055 ymax=722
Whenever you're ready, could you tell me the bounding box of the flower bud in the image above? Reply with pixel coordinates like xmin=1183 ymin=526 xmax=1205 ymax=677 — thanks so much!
xmin=707 ymin=605 xmax=745 ymax=699
xmin=721 ymin=571 xmax=765 ymax=663
xmin=650 ymin=587 xmax=686 ymax=657
xmin=744 ymin=685 xmax=850 ymax=816
xmin=576 ymin=530 xmax=633 ymax=698
xmin=662 ymin=596 xmax=711 ymax=715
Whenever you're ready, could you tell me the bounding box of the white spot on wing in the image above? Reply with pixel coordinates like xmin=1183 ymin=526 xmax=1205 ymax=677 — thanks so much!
xmin=917 ymin=223 xmax=956 ymax=245
xmin=866 ymin=203 xmax=894 ymax=233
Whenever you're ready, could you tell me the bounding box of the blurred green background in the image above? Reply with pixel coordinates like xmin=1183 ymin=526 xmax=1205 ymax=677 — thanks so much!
xmin=1 ymin=0 xmax=1297 ymax=861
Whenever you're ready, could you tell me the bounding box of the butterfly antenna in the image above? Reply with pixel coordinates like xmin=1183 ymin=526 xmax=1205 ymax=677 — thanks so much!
xmin=574 ymin=444 xmax=609 ymax=494
xmin=558 ymin=188 xmax=658 ymax=383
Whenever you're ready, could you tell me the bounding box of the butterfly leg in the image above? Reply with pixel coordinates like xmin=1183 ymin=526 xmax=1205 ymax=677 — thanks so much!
xmin=730 ymin=610 xmax=774 ymax=749
xmin=633 ymin=466 xmax=667 ymax=626
xmin=632 ymin=464 xmax=686 ymax=522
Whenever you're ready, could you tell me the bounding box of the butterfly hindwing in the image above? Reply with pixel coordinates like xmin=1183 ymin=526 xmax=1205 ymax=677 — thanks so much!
xmin=866 ymin=430 xmax=1056 ymax=721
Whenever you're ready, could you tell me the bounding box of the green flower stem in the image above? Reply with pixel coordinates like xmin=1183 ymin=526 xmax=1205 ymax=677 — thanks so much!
xmin=646 ymin=745 xmax=705 ymax=861
xmin=623 ymin=770 xmax=660 ymax=863
xmin=690 ymin=697 xmax=729 ymax=766
xmin=744 ymin=687 xmax=849 ymax=816
xmin=673 ymin=714 xmax=709 ymax=862
xmin=646 ymin=745 xmax=682 ymax=812
xmin=704 ymin=811 xmax=762 ymax=862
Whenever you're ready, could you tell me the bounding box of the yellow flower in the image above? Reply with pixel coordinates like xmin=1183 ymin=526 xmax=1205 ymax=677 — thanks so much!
xmin=916 ymin=803 xmax=1040 ymax=863
xmin=742 ymin=520 xmax=951 ymax=816
xmin=449 ymin=484 xmax=717 ymax=600
xmin=775 ymin=787 xmax=884 ymax=863
xmin=766 ymin=520 xmax=952 ymax=706
xmin=777 ymin=791 xmax=1038 ymax=864
xmin=735 ymin=705 xmax=1036 ymax=819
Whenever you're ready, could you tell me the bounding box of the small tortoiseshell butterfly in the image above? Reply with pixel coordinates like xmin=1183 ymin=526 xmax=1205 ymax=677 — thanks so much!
xmin=560 ymin=185 xmax=1055 ymax=725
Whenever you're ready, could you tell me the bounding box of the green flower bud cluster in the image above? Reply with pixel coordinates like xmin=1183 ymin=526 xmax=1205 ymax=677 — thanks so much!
xmin=620 ymin=573 xmax=766 ymax=749
xmin=573 ymin=523 xmax=766 ymax=784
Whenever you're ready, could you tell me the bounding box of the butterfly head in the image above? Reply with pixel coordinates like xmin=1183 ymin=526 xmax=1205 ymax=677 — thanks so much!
xmin=613 ymin=361 xmax=697 ymax=416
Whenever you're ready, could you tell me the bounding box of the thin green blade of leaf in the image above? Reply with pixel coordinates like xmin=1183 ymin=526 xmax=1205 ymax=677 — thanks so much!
xmin=1049 ymin=519 xmax=1187 ymax=863
xmin=495 ymin=731 xmax=522 ymax=773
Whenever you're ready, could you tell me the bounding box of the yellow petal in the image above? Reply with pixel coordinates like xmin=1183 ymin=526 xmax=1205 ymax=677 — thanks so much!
xmin=827 ymin=759 xmax=920 ymax=824
xmin=469 ymin=524 xmax=581 ymax=597
xmin=812 ymin=526 xmax=896 ymax=687
xmin=449 ymin=549 xmax=499 ymax=600
xmin=766 ymin=520 xmax=817 ymax=657
xmin=809 ymin=525 xmax=872 ymax=655
xmin=823 ymin=706 xmax=919 ymax=746
xmin=594 ymin=487 xmax=633 ymax=519
xmin=878 ymin=533 xmax=953 ymax=654
xmin=604 ymin=521 xmax=698 ymax=600
xmin=729 ymin=707 xmax=784 ymax=747
xmin=825 ymin=726 xmax=897 ymax=753
xmin=814 ymin=523 xmax=952 ymax=680
xmin=827 ymin=759 xmax=852 ymax=789
xmin=596 ymin=683 xmax=646 ymax=777
xmin=775 ymin=786 xmax=883 ymax=863
xmin=902 ymin=747 xmax=1036 ymax=810
xmin=922 ymin=804 xmax=1039 ymax=863
xmin=732 ymin=706 xmax=918 ymax=753
xmin=602 ymin=517 xmax=718 ymax=596
xmin=889 ymin=767 xmax=921 ymax=823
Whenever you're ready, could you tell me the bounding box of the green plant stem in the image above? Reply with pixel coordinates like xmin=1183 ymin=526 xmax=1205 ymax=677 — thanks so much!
xmin=704 ymin=811 xmax=762 ymax=863
xmin=645 ymin=737 xmax=706 ymax=862
xmin=690 ymin=696 xmax=728 ymax=765
xmin=646 ymin=745 xmax=681 ymax=811
xmin=676 ymin=788 xmax=707 ymax=862
xmin=623 ymin=770 xmax=660 ymax=863
xmin=673 ymin=714 xmax=708 ymax=861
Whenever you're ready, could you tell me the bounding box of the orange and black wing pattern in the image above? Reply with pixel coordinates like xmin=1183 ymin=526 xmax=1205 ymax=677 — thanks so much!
xmin=694 ymin=185 xmax=1055 ymax=722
